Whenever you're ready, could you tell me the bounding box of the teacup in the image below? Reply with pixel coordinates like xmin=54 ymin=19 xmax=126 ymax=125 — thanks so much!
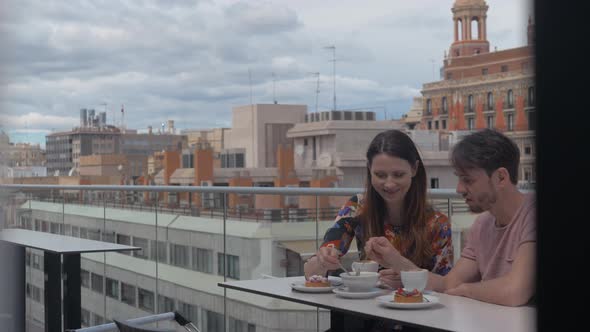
xmin=352 ymin=260 xmax=379 ymax=273
xmin=400 ymin=269 xmax=428 ymax=292
xmin=339 ymin=271 xmax=379 ymax=292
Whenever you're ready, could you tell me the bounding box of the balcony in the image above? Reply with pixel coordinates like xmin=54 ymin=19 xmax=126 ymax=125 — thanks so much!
xmin=0 ymin=184 xmax=479 ymax=332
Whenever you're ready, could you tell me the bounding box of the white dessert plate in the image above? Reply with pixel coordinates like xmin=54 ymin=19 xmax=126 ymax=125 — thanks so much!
xmin=375 ymin=294 xmax=440 ymax=309
xmin=290 ymin=276 xmax=342 ymax=293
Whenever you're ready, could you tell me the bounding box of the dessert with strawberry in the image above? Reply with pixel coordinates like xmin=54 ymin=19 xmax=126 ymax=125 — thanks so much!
xmin=394 ymin=288 xmax=423 ymax=303
xmin=305 ymin=275 xmax=330 ymax=287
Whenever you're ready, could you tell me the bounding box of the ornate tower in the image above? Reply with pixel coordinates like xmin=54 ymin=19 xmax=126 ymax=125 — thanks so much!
xmin=449 ymin=0 xmax=490 ymax=57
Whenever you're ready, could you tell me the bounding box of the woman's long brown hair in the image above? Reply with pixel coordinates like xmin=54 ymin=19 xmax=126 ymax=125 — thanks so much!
xmin=361 ymin=130 xmax=434 ymax=268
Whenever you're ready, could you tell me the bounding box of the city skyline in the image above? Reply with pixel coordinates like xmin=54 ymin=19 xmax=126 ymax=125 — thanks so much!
xmin=0 ymin=0 xmax=532 ymax=147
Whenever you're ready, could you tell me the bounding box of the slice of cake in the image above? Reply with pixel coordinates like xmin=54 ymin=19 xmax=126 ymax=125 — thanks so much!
xmin=393 ymin=288 xmax=423 ymax=303
xmin=305 ymin=275 xmax=330 ymax=287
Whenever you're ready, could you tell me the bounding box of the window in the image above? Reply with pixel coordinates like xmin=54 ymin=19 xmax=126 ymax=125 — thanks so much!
xmin=525 ymin=145 xmax=532 ymax=155
xmin=81 ymin=269 xmax=90 ymax=288
xmin=178 ymin=301 xmax=199 ymax=324
xmin=524 ymin=168 xmax=532 ymax=182
xmin=106 ymin=278 xmax=119 ymax=299
xmin=150 ymin=240 xmax=167 ymax=263
xmin=133 ymin=237 xmax=149 ymax=259
xmin=158 ymin=295 xmax=175 ymax=313
xmin=192 ymin=247 xmax=213 ymax=273
xmin=487 ymin=92 xmax=494 ymax=110
xmin=427 ymin=121 xmax=432 ymax=130
xmin=507 ymin=89 xmax=514 ymax=108
xmin=501 ymin=65 xmax=508 ymax=72
xmin=507 ymin=113 xmax=514 ymax=131
xmin=71 ymin=226 xmax=79 ymax=237
xmin=434 ymin=121 xmax=439 ymax=129
xmin=230 ymin=317 xmax=250 ymax=332
xmin=430 ymin=178 xmax=439 ymax=189
xmin=121 ymin=283 xmax=136 ymax=306
xmin=32 ymin=254 xmax=41 ymax=269
xmin=205 ymin=310 xmax=224 ymax=332
xmin=446 ymin=72 xmax=453 ymax=80
xmin=170 ymin=244 xmax=189 ymax=268
xmin=482 ymin=68 xmax=488 ymax=75
xmin=91 ymin=273 xmax=103 ymax=294
xmin=103 ymin=231 xmax=115 ymax=243
xmin=467 ymin=117 xmax=474 ymax=130
xmin=442 ymin=119 xmax=447 ymax=129
xmin=426 ymin=99 xmax=432 ymax=114
xmin=79 ymin=227 xmax=88 ymax=239
xmin=441 ymin=97 xmax=448 ymax=114
xmin=343 ymin=111 xmax=352 ymax=120
xmin=467 ymin=95 xmax=474 ymax=112
xmin=303 ymin=138 xmax=308 ymax=146
xmin=26 ymin=251 xmax=31 ymax=266
xmin=487 ymin=116 xmax=494 ymax=129
xmin=117 ymin=234 xmax=131 ymax=255
xmin=88 ymin=228 xmax=101 ymax=241
xmin=218 ymin=253 xmax=240 ymax=279
xmin=528 ymin=86 xmax=535 ymax=106
xmin=138 ymin=288 xmax=155 ymax=312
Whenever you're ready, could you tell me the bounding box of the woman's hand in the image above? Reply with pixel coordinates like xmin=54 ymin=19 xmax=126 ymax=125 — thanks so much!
xmin=316 ymin=246 xmax=341 ymax=271
xmin=378 ymin=268 xmax=402 ymax=289
xmin=365 ymin=236 xmax=416 ymax=271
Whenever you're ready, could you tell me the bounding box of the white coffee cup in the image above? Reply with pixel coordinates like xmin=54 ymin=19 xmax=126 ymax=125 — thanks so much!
xmin=351 ymin=260 xmax=379 ymax=273
xmin=400 ymin=269 xmax=428 ymax=292
xmin=340 ymin=271 xmax=379 ymax=292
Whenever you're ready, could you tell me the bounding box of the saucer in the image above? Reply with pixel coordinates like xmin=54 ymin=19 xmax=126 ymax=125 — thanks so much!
xmin=332 ymin=287 xmax=387 ymax=299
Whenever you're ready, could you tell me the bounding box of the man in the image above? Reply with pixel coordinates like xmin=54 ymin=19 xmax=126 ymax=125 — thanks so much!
xmin=366 ymin=129 xmax=536 ymax=306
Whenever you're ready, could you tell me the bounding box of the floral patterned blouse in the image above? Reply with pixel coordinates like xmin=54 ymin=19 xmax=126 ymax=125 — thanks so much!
xmin=321 ymin=194 xmax=454 ymax=275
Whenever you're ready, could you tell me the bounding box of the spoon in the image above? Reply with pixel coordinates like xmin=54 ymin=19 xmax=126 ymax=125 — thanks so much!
xmin=338 ymin=261 xmax=354 ymax=276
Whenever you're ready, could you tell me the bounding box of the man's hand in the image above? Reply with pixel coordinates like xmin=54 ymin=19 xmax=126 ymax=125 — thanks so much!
xmin=378 ymin=269 xmax=402 ymax=289
xmin=445 ymin=283 xmax=470 ymax=297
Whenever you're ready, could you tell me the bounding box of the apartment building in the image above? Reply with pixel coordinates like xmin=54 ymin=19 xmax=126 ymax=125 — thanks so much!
xmin=17 ymin=200 xmax=357 ymax=331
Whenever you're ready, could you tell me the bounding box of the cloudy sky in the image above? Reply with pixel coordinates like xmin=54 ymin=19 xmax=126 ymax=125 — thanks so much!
xmin=0 ymin=0 xmax=532 ymax=147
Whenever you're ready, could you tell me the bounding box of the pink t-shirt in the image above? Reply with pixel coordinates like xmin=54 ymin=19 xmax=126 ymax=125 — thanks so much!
xmin=461 ymin=193 xmax=536 ymax=281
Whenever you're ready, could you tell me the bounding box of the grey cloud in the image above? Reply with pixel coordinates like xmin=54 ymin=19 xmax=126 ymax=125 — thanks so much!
xmin=224 ymin=1 xmax=301 ymax=35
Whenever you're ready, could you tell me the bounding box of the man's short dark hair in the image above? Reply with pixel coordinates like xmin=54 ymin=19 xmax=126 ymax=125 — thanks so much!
xmin=451 ymin=129 xmax=520 ymax=184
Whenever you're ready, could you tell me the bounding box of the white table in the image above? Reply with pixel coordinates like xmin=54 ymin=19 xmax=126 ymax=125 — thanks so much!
xmin=0 ymin=228 xmax=140 ymax=332
xmin=219 ymin=276 xmax=535 ymax=332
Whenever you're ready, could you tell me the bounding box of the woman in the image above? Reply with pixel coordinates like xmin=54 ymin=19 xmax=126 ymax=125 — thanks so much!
xmin=303 ymin=129 xmax=453 ymax=331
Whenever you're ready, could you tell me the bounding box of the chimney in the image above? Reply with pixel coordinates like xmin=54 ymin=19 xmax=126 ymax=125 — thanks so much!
xmin=527 ymin=16 xmax=535 ymax=45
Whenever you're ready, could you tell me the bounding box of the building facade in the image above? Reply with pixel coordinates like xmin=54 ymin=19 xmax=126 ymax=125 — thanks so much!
xmin=420 ymin=0 xmax=536 ymax=187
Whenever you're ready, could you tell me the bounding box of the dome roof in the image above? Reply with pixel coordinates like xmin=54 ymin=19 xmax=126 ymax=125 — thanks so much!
xmin=454 ymin=0 xmax=486 ymax=6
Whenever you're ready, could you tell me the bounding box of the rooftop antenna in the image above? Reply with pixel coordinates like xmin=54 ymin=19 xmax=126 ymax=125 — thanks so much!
xmin=249 ymin=68 xmax=254 ymax=167
xmin=308 ymin=72 xmax=321 ymax=113
xmin=272 ymin=72 xmax=277 ymax=104
xmin=324 ymin=45 xmax=336 ymax=111
xmin=120 ymin=104 xmax=125 ymax=131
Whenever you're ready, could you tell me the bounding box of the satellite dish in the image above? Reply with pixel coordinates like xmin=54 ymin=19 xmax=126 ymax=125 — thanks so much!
xmin=295 ymin=145 xmax=304 ymax=156
xmin=68 ymin=167 xmax=76 ymax=176
xmin=317 ymin=153 xmax=332 ymax=167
